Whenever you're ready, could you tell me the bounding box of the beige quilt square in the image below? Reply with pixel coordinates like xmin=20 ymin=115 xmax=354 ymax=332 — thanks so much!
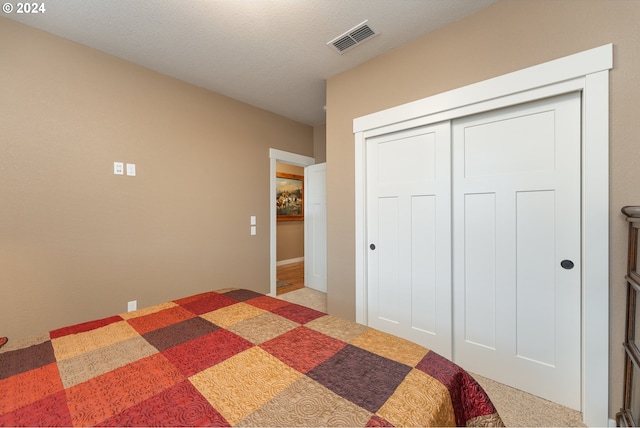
xmin=239 ymin=375 xmax=373 ymax=427
xmin=226 ymin=312 xmax=298 ymax=344
xmin=51 ymin=321 xmax=139 ymax=361
xmin=200 ymin=302 xmax=265 ymax=328
xmin=351 ymin=328 xmax=429 ymax=367
xmin=305 ymin=315 xmax=369 ymax=343
xmin=56 ymin=335 xmax=159 ymax=388
xmin=377 ymin=368 xmax=456 ymax=427
xmin=189 ymin=346 xmax=301 ymax=425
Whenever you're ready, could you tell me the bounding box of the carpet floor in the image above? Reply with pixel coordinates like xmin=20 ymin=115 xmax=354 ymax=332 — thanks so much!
xmin=277 ymin=287 xmax=585 ymax=427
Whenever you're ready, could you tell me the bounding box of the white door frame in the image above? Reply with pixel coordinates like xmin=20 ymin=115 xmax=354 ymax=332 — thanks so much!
xmin=353 ymin=44 xmax=612 ymax=426
xmin=269 ymin=149 xmax=315 ymax=297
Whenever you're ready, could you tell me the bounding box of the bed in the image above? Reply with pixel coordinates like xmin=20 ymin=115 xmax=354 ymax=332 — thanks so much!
xmin=1 ymin=288 xmax=503 ymax=427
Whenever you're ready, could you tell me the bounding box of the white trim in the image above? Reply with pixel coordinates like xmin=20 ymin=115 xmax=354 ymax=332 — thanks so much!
xmin=354 ymin=131 xmax=366 ymax=324
xmin=354 ymin=44 xmax=611 ymax=426
xmin=581 ymin=69 xmax=610 ymax=425
xmin=269 ymin=149 xmax=315 ymax=297
xmin=276 ymin=257 xmax=305 ymax=267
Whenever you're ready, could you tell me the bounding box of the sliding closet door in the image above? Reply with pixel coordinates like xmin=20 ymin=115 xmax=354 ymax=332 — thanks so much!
xmin=452 ymin=92 xmax=581 ymax=410
xmin=366 ymin=122 xmax=451 ymax=358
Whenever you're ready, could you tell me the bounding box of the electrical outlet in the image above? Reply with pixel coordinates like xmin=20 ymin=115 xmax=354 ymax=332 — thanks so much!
xmin=127 ymin=300 xmax=137 ymax=312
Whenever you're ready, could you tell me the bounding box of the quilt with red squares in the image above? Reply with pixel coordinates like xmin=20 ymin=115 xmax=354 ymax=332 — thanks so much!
xmin=1 ymin=289 xmax=503 ymax=427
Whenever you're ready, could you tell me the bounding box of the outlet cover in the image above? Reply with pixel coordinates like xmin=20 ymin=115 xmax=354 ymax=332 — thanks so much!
xmin=127 ymin=300 xmax=137 ymax=312
xmin=126 ymin=163 xmax=136 ymax=176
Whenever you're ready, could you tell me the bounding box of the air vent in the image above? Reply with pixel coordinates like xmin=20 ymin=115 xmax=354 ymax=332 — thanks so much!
xmin=327 ymin=20 xmax=378 ymax=54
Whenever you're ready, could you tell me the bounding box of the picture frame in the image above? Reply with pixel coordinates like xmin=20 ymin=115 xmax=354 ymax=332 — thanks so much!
xmin=276 ymin=172 xmax=304 ymax=221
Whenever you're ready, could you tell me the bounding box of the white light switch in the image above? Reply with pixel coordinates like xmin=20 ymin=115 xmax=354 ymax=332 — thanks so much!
xmin=126 ymin=163 xmax=136 ymax=176
xmin=250 ymin=226 xmax=257 ymax=236
xmin=250 ymin=216 xmax=256 ymax=225
xmin=114 ymin=162 xmax=124 ymax=175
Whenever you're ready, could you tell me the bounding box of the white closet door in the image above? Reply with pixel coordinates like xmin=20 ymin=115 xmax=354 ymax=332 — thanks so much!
xmin=366 ymin=122 xmax=451 ymax=358
xmin=452 ymin=92 xmax=582 ymax=410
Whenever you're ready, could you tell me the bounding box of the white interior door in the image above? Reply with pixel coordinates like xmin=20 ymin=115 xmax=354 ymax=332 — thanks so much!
xmin=366 ymin=122 xmax=452 ymax=358
xmin=305 ymin=163 xmax=327 ymax=292
xmin=452 ymin=92 xmax=582 ymax=410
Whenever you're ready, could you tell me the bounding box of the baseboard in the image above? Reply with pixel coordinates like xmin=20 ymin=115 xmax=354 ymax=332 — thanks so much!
xmin=276 ymin=257 xmax=304 ymax=266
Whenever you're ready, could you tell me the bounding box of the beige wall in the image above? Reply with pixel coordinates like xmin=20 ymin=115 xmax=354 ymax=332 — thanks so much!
xmin=276 ymin=163 xmax=304 ymax=262
xmin=313 ymin=125 xmax=326 ymax=163
xmin=325 ymin=0 xmax=640 ymax=418
xmin=0 ymin=18 xmax=313 ymax=340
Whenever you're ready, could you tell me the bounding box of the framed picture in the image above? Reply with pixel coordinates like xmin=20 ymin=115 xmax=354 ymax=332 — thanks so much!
xmin=276 ymin=172 xmax=304 ymax=221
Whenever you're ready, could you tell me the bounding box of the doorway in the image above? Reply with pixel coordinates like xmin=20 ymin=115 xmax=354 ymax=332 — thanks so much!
xmin=275 ymin=161 xmax=306 ymax=295
xmin=268 ymin=149 xmax=314 ymax=297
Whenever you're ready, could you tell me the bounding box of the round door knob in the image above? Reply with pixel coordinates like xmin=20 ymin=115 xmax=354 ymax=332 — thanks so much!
xmin=560 ymin=260 xmax=574 ymax=270
xmin=370 ymin=244 xmax=376 ymax=250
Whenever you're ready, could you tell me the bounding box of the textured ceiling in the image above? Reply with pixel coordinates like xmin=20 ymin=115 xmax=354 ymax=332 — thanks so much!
xmin=5 ymin=0 xmax=496 ymax=126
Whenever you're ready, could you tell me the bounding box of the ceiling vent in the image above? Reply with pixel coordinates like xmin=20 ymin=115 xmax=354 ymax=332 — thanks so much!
xmin=327 ymin=20 xmax=378 ymax=54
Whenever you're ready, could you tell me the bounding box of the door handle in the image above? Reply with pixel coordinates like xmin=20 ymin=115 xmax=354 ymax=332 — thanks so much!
xmin=560 ymin=260 xmax=574 ymax=270
xmin=370 ymin=244 xmax=376 ymax=250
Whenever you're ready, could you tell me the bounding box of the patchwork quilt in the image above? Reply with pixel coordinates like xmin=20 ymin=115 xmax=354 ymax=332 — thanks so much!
xmin=1 ymin=289 xmax=504 ymax=427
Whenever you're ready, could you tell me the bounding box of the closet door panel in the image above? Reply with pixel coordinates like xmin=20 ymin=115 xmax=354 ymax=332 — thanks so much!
xmin=411 ymin=194 xmax=437 ymax=334
xmin=376 ymin=196 xmax=400 ymax=324
xmin=366 ymin=122 xmax=451 ymax=358
xmin=462 ymin=192 xmax=497 ymax=349
xmin=452 ymin=92 xmax=582 ymax=410
xmin=515 ymin=190 xmax=556 ymax=365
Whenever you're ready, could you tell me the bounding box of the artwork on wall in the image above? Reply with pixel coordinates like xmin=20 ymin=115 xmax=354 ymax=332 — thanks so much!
xmin=276 ymin=172 xmax=303 ymax=221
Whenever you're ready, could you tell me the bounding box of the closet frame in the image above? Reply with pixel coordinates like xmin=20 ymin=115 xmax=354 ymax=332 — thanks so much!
xmin=353 ymin=44 xmax=612 ymax=427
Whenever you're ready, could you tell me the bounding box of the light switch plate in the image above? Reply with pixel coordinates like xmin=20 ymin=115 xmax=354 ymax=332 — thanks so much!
xmin=250 ymin=226 xmax=257 ymax=236
xmin=250 ymin=216 xmax=256 ymax=225
xmin=114 ymin=162 xmax=124 ymax=175
xmin=126 ymin=163 xmax=136 ymax=176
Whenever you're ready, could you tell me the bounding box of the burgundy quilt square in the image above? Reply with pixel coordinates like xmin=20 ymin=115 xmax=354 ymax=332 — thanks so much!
xmin=163 ymin=329 xmax=253 ymax=377
xmin=179 ymin=293 xmax=237 ymax=315
xmin=173 ymin=291 xmax=219 ymax=306
xmin=0 ymin=340 xmax=56 ymax=380
xmin=307 ymin=345 xmax=412 ymax=413
xmin=416 ymin=351 xmax=497 ymax=424
xmin=271 ymin=303 xmax=326 ymax=324
xmin=0 ymin=390 xmax=73 ymax=427
xmin=143 ymin=317 xmax=219 ymax=352
xmin=97 ymin=380 xmax=229 ymax=427
xmin=50 ymin=315 xmax=123 ymax=339
xmin=260 ymin=326 xmax=346 ymax=373
xmin=222 ymin=289 xmax=263 ymax=302
xmin=415 ymin=351 xmax=460 ymax=385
